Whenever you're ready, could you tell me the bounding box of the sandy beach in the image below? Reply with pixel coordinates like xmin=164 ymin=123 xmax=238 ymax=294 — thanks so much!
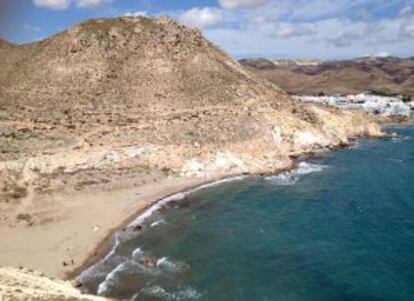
xmin=0 ymin=175 xmax=212 ymax=279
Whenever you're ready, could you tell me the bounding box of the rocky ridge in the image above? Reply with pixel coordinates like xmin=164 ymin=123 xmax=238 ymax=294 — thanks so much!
xmin=240 ymin=57 xmax=414 ymax=97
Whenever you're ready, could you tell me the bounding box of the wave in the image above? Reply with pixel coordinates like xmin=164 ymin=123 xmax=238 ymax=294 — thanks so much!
xmin=79 ymin=232 xmax=129 ymax=282
xmin=350 ymin=141 xmax=362 ymax=149
xmin=150 ymin=219 xmax=168 ymax=228
xmin=132 ymin=247 xmax=146 ymax=261
xmin=391 ymin=136 xmax=411 ymax=143
xmin=95 ymin=246 xmax=190 ymax=297
xmin=81 ymin=176 xmax=246 ymax=291
xmin=156 ymin=257 xmax=188 ymax=273
xmin=97 ymin=261 xmax=136 ymax=296
xmin=135 ymin=285 xmax=201 ymax=300
xmin=265 ymin=162 xmax=327 ymax=185
xmin=129 ymin=175 xmax=246 ymax=228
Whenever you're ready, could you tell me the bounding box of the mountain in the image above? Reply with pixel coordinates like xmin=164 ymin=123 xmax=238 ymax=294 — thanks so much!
xmin=240 ymin=57 xmax=414 ymax=97
xmin=0 ymin=38 xmax=14 ymax=48
xmin=0 ymin=17 xmax=381 ymax=278
xmin=1 ymin=14 xmax=412 ymax=301
xmin=0 ymin=16 xmax=380 ymax=175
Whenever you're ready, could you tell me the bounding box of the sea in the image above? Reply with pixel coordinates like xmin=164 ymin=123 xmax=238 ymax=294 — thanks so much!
xmin=80 ymin=125 xmax=414 ymax=301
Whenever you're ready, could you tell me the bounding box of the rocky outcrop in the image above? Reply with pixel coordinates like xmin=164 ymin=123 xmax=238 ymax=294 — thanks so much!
xmin=0 ymin=267 xmax=109 ymax=300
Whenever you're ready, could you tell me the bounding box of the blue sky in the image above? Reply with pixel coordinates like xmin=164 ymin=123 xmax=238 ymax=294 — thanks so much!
xmin=1 ymin=0 xmax=414 ymax=59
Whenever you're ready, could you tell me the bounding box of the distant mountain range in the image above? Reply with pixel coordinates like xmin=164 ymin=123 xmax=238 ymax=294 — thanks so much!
xmin=240 ymin=57 xmax=414 ymax=97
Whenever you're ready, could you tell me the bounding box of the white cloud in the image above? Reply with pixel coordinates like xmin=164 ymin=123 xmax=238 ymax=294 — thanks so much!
xmin=219 ymin=0 xmax=270 ymax=10
xmin=401 ymin=22 xmax=414 ymax=38
xmin=33 ymin=0 xmax=70 ymax=10
xmin=179 ymin=7 xmax=223 ymax=29
xmin=400 ymin=5 xmax=412 ymax=17
xmin=373 ymin=51 xmax=390 ymax=57
xmin=363 ymin=51 xmax=391 ymax=57
xmin=203 ymin=13 xmax=414 ymax=59
xmin=75 ymin=0 xmax=112 ymax=8
xmin=22 ymin=24 xmax=42 ymax=32
xmin=271 ymin=24 xmax=315 ymax=38
xmin=124 ymin=11 xmax=148 ymax=17
xmin=33 ymin=0 xmax=112 ymax=9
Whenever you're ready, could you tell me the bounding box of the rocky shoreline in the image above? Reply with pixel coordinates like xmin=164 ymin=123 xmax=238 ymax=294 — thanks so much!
xmin=74 ymin=127 xmax=388 ymax=281
xmin=0 ymin=125 xmax=399 ymax=300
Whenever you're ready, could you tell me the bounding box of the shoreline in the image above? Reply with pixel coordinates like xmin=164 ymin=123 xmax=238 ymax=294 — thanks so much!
xmin=72 ymin=125 xmax=411 ymax=286
xmin=65 ymin=174 xmax=248 ymax=280
xmin=68 ymin=165 xmax=299 ymax=282
xmin=69 ymin=143 xmax=357 ymax=283
xmin=0 ymin=126 xmax=396 ymax=285
xmin=65 ymin=124 xmax=412 ymax=283
xmin=0 ymin=175 xmax=216 ymax=280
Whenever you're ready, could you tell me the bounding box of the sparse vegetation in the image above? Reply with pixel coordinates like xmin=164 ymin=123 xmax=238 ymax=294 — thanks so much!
xmin=7 ymin=184 xmax=28 ymax=199
xmin=15 ymin=213 xmax=32 ymax=223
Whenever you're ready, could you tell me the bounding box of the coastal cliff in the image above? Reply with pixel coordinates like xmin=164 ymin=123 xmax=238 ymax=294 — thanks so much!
xmin=0 ymin=267 xmax=108 ymax=301
xmin=0 ymin=16 xmax=382 ymax=285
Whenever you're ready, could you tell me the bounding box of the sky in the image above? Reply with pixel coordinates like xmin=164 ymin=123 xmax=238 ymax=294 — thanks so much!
xmin=1 ymin=0 xmax=414 ymax=60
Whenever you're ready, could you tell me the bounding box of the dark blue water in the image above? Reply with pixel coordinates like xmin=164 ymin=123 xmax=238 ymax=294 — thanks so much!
xmin=82 ymin=126 xmax=414 ymax=301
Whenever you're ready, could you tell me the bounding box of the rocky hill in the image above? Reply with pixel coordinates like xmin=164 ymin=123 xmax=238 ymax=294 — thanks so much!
xmin=0 ymin=16 xmax=381 ymax=182
xmin=0 ymin=17 xmax=381 ymax=284
xmin=240 ymin=57 xmax=414 ymax=97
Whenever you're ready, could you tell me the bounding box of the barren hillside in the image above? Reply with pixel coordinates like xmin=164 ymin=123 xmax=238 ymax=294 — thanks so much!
xmin=240 ymin=57 xmax=414 ymax=97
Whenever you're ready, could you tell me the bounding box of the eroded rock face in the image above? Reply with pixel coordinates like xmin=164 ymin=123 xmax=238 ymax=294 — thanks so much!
xmin=0 ymin=267 xmax=109 ymax=301
xmin=0 ymin=16 xmax=382 ymax=200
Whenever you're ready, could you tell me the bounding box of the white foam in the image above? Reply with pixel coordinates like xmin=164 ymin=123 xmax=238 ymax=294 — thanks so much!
xmin=138 ymin=285 xmax=201 ymax=300
xmin=97 ymin=261 xmax=131 ymax=296
xmin=193 ymin=175 xmax=247 ymax=191
xmin=150 ymin=219 xmax=168 ymax=228
xmin=128 ymin=192 xmax=185 ymax=228
xmin=266 ymin=162 xmax=327 ymax=185
xmin=350 ymin=141 xmax=362 ymax=149
xmin=78 ymin=233 xmax=125 ymax=282
xmin=391 ymin=136 xmax=411 ymax=142
xmin=296 ymin=162 xmax=326 ymax=174
xmin=132 ymin=247 xmax=146 ymax=261
xmin=157 ymin=257 xmax=188 ymax=273
xmin=129 ymin=175 xmax=246 ymax=228
xmin=82 ymin=176 xmax=247 ymax=289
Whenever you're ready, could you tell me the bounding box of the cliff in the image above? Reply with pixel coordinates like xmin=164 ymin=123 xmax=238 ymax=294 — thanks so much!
xmin=0 ymin=267 xmax=109 ymax=301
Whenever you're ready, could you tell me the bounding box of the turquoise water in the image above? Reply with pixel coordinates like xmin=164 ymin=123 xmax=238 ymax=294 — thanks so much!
xmin=82 ymin=126 xmax=414 ymax=301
